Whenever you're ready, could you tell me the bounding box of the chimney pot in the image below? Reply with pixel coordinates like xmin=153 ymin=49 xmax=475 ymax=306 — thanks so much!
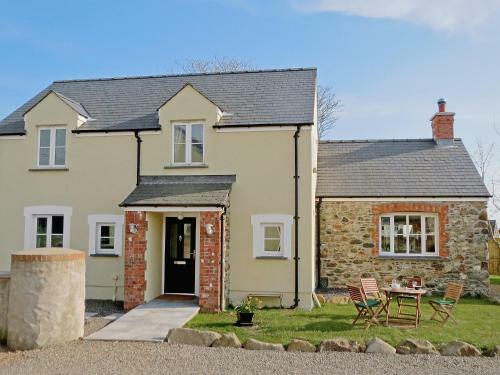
xmin=437 ymin=98 xmax=446 ymax=112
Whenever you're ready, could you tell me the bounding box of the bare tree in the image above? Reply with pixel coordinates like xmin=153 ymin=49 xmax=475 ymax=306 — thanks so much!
xmin=473 ymin=139 xmax=500 ymax=213
xmin=176 ymin=57 xmax=256 ymax=74
xmin=317 ymin=85 xmax=342 ymax=139
xmin=473 ymin=140 xmax=494 ymax=181
xmin=176 ymin=58 xmax=342 ymax=139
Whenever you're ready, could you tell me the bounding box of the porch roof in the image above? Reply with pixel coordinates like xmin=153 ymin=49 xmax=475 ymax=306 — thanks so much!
xmin=120 ymin=175 xmax=236 ymax=207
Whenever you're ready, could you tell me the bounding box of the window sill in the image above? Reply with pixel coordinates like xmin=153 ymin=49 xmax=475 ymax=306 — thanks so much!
xmin=29 ymin=167 xmax=69 ymax=172
xmin=378 ymin=255 xmax=441 ymax=260
xmin=255 ymin=256 xmax=289 ymax=260
xmin=164 ymin=164 xmax=209 ymax=169
xmin=90 ymin=253 xmax=119 ymax=257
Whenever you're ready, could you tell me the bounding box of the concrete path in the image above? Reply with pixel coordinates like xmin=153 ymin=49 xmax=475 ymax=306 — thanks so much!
xmin=85 ymin=299 xmax=199 ymax=342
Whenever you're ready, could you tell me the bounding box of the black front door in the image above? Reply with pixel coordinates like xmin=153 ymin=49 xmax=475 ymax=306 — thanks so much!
xmin=164 ymin=217 xmax=196 ymax=294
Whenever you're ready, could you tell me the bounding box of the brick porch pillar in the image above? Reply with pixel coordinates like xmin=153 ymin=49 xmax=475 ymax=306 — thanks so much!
xmin=199 ymin=211 xmax=222 ymax=312
xmin=124 ymin=211 xmax=148 ymax=310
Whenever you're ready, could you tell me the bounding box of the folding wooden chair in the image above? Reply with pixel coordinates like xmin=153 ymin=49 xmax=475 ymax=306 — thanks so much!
xmin=429 ymin=282 xmax=463 ymax=324
xmin=360 ymin=277 xmax=388 ymax=316
xmin=397 ymin=276 xmax=423 ymax=318
xmin=346 ymin=284 xmax=381 ymax=329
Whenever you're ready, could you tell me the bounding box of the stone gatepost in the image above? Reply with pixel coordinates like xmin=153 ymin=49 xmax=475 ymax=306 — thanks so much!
xmin=7 ymin=249 xmax=85 ymax=350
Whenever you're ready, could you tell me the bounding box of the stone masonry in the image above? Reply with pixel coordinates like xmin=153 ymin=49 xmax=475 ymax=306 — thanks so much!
xmin=124 ymin=211 xmax=148 ymax=310
xmin=319 ymin=201 xmax=490 ymax=296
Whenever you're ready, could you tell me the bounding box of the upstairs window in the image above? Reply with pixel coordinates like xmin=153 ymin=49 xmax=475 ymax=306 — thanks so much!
xmin=38 ymin=127 xmax=66 ymax=167
xmin=379 ymin=214 xmax=438 ymax=256
xmin=173 ymin=122 xmax=204 ymax=164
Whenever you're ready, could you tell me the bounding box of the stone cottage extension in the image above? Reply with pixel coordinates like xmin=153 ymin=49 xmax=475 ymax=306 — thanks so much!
xmin=316 ymin=100 xmax=491 ymax=295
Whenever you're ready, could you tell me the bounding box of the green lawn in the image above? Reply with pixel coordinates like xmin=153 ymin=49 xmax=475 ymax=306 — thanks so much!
xmin=187 ymin=297 xmax=499 ymax=350
xmin=490 ymin=275 xmax=500 ymax=285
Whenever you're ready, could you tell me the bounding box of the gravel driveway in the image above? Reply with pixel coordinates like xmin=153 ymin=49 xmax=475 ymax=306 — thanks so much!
xmin=0 ymin=319 xmax=498 ymax=375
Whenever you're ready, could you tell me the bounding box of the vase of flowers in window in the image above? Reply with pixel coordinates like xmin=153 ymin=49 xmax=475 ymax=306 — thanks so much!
xmin=234 ymin=297 xmax=262 ymax=326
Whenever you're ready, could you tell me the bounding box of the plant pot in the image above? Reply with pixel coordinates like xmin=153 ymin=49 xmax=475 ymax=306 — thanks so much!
xmin=236 ymin=312 xmax=254 ymax=326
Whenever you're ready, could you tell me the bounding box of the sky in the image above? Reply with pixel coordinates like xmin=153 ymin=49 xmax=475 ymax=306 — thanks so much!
xmin=1 ymin=0 xmax=499 ymax=219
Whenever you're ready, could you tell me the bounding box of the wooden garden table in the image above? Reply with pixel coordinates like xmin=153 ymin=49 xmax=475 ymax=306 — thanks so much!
xmin=381 ymin=287 xmax=427 ymax=328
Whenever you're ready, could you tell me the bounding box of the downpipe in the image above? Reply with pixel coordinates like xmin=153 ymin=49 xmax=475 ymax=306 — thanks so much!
xmin=291 ymin=125 xmax=302 ymax=309
xmin=219 ymin=206 xmax=226 ymax=311
xmin=134 ymin=131 xmax=142 ymax=186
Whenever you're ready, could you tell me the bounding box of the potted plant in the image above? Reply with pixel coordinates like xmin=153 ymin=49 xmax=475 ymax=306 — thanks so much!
xmin=234 ymin=297 xmax=262 ymax=326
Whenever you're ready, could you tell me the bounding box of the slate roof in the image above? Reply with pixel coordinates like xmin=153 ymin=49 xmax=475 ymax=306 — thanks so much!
xmin=317 ymin=139 xmax=490 ymax=198
xmin=120 ymin=175 xmax=236 ymax=207
xmin=0 ymin=68 xmax=316 ymax=135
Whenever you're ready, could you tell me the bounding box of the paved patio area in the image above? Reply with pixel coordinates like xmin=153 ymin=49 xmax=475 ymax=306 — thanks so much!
xmin=85 ymin=299 xmax=199 ymax=342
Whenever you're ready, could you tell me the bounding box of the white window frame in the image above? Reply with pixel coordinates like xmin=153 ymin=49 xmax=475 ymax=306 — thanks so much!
xmin=37 ymin=127 xmax=67 ymax=168
xmin=251 ymin=214 xmax=293 ymax=259
xmin=172 ymin=122 xmax=205 ymax=165
xmin=87 ymin=215 xmax=124 ymax=256
xmin=24 ymin=206 xmax=72 ymax=249
xmin=33 ymin=215 xmax=65 ymax=248
xmin=379 ymin=213 xmax=439 ymax=257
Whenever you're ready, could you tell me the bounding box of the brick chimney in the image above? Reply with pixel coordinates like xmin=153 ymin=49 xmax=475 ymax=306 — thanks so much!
xmin=430 ymin=98 xmax=455 ymax=145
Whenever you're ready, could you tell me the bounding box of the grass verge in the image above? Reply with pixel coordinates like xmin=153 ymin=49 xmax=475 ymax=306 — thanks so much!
xmin=187 ymin=297 xmax=499 ymax=350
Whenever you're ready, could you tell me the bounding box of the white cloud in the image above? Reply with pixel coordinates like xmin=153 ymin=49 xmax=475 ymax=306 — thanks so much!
xmin=293 ymin=0 xmax=500 ymax=33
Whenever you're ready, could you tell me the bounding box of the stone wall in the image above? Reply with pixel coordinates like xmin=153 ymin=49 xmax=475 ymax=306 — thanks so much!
xmin=319 ymin=200 xmax=489 ymax=296
xmin=0 ymin=274 xmax=9 ymax=341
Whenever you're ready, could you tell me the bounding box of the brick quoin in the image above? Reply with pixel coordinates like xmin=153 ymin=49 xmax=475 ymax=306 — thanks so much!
xmin=372 ymin=203 xmax=449 ymax=257
xmin=199 ymin=211 xmax=222 ymax=312
xmin=124 ymin=211 xmax=148 ymax=310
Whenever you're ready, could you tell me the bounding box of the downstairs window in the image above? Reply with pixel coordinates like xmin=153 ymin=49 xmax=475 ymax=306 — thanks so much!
xmin=379 ymin=214 xmax=438 ymax=256
xmin=251 ymin=214 xmax=293 ymax=259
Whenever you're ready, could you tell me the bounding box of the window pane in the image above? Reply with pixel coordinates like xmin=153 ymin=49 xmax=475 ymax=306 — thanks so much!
xmin=100 ymin=237 xmax=114 ymax=249
xmin=40 ymin=129 xmax=51 ymax=147
xmin=395 ymin=235 xmax=406 ymax=253
xmin=191 ymin=143 xmax=203 ymax=163
xmin=408 ymin=216 xmax=421 ymax=234
xmin=55 ymin=129 xmax=66 ymax=146
xmin=426 ymin=235 xmax=436 ymax=253
xmin=380 ymin=217 xmax=391 ymax=252
xmin=174 ymin=144 xmax=186 ymax=163
xmin=54 ymin=147 xmax=65 ymax=166
xmin=381 ymin=236 xmax=391 ymax=252
xmin=183 ymin=223 xmax=192 ymax=259
xmin=264 ymin=239 xmax=281 ymax=252
xmin=52 ymin=216 xmax=64 ymax=234
xmin=425 ymin=217 xmax=435 ymax=234
xmin=51 ymin=234 xmax=63 ymax=247
xmin=394 ymin=216 xmax=406 ymax=235
xmin=36 ymin=235 xmax=47 ymax=248
xmin=37 ymin=217 xmax=48 ymax=234
xmin=39 ymin=147 xmax=50 ymax=166
xmin=191 ymin=125 xmax=203 ymax=143
xmin=100 ymin=225 xmax=114 ymax=237
xmin=409 ymin=236 xmax=422 ymax=254
xmin=264 ymin=226 xmax=281 ymax=239
xmin=174 ymin=125 xmax=186 ymax=143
